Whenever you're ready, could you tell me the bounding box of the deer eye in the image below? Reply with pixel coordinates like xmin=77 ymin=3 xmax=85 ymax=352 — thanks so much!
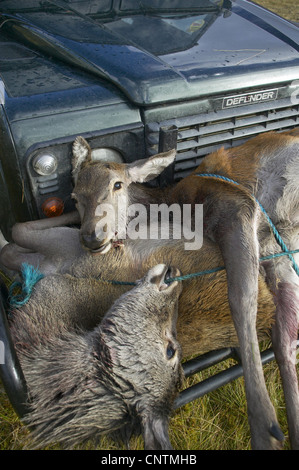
xmin=113 ymin=181 xmax=122 ymax=190
xmin=166 ymin=342 xmax=176 ymax=360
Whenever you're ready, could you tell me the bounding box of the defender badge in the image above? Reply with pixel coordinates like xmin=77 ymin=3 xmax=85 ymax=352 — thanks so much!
xmin=223 ymin=89 xmax=278 ymax=109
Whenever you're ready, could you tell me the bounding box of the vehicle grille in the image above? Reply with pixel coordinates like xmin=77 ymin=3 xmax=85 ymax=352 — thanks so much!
xmin=146 ymin=96 xmax=299 ymax=181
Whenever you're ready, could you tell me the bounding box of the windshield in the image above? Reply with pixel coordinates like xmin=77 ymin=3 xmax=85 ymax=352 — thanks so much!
xmin=0 ymin=0 xmax=225 ymax=56
xmin=0 ymin=0 xmax=223 ymax=15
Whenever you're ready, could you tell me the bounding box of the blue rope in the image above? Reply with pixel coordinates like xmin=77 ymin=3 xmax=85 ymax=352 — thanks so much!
xmin=103 ymin=279 xmax=137 ymax=286
xmin=100 ymin=249 xmax=299 ymax=286
xmin=197 ymin=173 xmax=299 ymax=277
xmin=7 ymin=248 xmax=299 ymax=305
xmin=9 ymin=263 xmax=44 ymax=307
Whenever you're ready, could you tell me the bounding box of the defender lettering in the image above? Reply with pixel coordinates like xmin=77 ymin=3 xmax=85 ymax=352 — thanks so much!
xmin=223 ymin=89 xmax=278 ymax=108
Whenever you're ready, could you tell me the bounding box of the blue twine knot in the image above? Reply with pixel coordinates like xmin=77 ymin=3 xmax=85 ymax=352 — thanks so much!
xmin=9 ymin=263 xmax=44 ymax=307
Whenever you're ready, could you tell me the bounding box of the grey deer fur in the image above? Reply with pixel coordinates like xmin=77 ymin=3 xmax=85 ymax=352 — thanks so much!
xmin=10 ymin=264 xmax=183 ymax=450
xmin=1 ymin=129 xmax=298 ymax=450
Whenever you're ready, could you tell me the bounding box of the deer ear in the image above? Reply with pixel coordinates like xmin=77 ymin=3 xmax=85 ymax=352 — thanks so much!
xmin=72 ymin=136 xmax=92 ymax=182
xmin=126 ymin=149 xmax=176 ymax=183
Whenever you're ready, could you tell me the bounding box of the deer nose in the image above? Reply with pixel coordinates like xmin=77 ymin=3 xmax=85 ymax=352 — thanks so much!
xmin=81 ymin=232 xmax=102 ymax=251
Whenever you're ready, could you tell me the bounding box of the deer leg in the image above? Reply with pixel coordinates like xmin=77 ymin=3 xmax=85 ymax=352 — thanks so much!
xmin=0 ymin=243 xmax=45 ymax=273
xmin=11 ymin=211 xmax=80 ymax=250
xmin=264 ymin=258 xmax=299 ymax=449
xmin=1 ymin=211 xmax=81 ymax=275
xmin=216 ymin=214 xmax=284 ymax=449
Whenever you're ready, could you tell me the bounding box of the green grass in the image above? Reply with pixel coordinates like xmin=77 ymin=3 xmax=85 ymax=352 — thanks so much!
xmin=170 ymin=357 xmax=291 ymax=451
xmin=253 ymin=0 xmax=299 ymax=22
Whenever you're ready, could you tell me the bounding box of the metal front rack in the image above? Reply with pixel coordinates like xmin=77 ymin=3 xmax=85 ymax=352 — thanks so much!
xmin=175 ymin=345 xmax=284 ymax=409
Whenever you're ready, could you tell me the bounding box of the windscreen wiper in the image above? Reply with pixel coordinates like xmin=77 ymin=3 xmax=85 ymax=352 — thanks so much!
xmin=135 ymin=0 xmax=220 ymax=14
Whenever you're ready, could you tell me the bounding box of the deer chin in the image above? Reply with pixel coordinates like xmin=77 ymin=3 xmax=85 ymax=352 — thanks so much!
xmin=90 ymin=240 xmax=112 ymax=254
xmin=91 ymin=238 xmax=125 ymax=254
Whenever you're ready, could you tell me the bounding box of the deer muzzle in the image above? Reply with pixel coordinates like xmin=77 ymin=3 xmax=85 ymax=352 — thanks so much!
xmin=80 ymin=231 xmax=112 ymax=254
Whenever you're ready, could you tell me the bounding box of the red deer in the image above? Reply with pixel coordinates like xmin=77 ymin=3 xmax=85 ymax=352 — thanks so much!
xmin=70 ymin=130 xmax=299 ymax=449
xmin=10 ymin=264 xmax=183 ymax=450
xmin=1 ymin=129 xmax=298 ymax=449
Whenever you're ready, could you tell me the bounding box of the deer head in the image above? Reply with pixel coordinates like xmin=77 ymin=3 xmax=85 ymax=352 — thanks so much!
xmin=71 ymin=136 xmax=176 ymax=253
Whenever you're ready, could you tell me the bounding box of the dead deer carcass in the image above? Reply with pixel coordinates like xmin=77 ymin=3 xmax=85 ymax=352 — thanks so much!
xmin=0 ymin=215 xmax=276 ymax=450
xmin=69 ymin=130 xmax=299 ymax=450
xmin=1 ymin=129 xmax=298 ymax=449
xmin=6 ymin=235 xmax=274 ymax=358
xmin=10 ymin=264 xmax=183 ymax=450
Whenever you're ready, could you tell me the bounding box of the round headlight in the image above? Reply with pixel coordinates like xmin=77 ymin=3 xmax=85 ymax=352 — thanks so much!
xmin=33 ymin=152 xmax=58 ymax=176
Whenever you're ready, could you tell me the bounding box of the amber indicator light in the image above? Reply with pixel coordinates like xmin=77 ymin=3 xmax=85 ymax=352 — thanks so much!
xmin=41 ymin=197 xmax=64 ymax=217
